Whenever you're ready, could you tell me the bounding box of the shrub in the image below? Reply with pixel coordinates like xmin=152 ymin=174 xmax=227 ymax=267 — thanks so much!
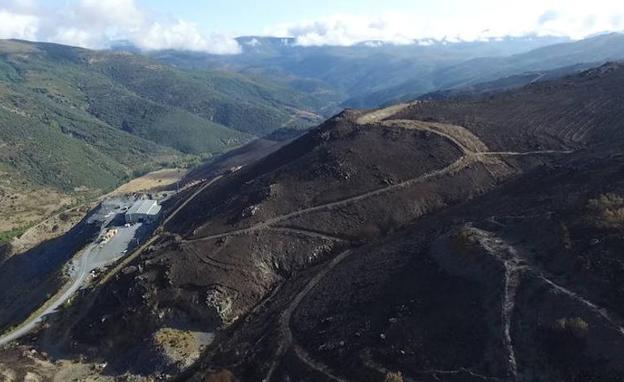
xmin=587 ymin=193 xmax=624 ymax=228
xmin=384 ymin=372 xmax=404 ymax=382
xmin=555 ymin=317 xmax=589 ymax=337
xmin=453 ymin=227 xmax=480 ymax=251
xmin=0 ymin=225 xmax=30 ymax=243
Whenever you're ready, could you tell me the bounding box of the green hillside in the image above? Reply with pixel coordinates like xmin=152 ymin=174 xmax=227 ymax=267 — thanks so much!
xmin=0 ymin=39 xmax=323 ymax=233
xmin=0 ymin=40 xmax=322 ymax=191
xmin=0 ymin=73 xmax=177 ymax=193
xmin=91 ymin=54 xmax=322 ymax=135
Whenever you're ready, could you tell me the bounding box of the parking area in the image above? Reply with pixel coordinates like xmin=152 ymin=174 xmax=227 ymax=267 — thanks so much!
xmin=68 ymin=196 xmax=162 ymax=283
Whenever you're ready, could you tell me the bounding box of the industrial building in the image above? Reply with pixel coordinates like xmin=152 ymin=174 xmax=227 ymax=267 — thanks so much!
xmin=125 ymin=199 xmax=161 ymax=224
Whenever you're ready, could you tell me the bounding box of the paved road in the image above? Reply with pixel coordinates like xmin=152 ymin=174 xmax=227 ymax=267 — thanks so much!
xmin=0 ymin=199 xmax=148 ymax=347
xmin=0 ymin=175 xmax=218 ymax=347
xmin=0 ymin=248 xmax=90 ymax=347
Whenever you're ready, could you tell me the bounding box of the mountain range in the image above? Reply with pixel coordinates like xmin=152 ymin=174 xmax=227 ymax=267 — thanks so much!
xmin=2 ymin=32 xmax=624 ymax=239
xmin=0 ymin=22 xmax=624 ymax=381
xmin=4 ymin=60 xmax=617 ymax=381
xmin=151 ymin=33 xmax=624 ymax=108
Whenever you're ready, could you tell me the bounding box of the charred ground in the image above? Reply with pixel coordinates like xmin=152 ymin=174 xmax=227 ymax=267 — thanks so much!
xmin=13 ymin=62 xmax=624 ymax=381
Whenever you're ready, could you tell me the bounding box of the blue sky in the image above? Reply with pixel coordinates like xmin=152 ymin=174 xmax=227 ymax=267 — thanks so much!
xmin=139 ymin=0 xmax=446 ymax=35
xmin=136 ymin=0 xmax=624 ymax=37
xmin=1 ymin=0 xmax=623 ymax=53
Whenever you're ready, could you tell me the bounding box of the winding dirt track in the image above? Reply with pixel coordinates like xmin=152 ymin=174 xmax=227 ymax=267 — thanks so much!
xmin=254 ymin=104 xmax=576 ymax=380
xmin=267 ymin=227 xmax=349 ymax=243
xmin=163 ymin=175 xmax=223 ymax=228
xmin=264 ymin=250 xmax=352 ymax=382
xmin=14 ymin=103 xmax=565 ymax=379
xmin=537 ymin=274 xmax=624 ymax=335
xmin=186 ymin=155 xmax=477 ymax=244
xmin=2 ymin=102 xmax=575 ymax=366
xmin=2 ymin=103 xmax=575 ymax=374
xmin=468 ymin=226 xmax=624 ymax=382
xmin=187 ymin=106 xmax=571 ymax=246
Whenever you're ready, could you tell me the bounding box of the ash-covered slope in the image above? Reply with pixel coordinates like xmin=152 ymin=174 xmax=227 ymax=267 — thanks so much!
xmin=50 ymin=108 xmax=522 ymax=375
xmin=394 ymin=62 xmax=624 ymax=152
xmin=192 ymin=142 xmax=624 ymax=382
xmin=39 ymin=63 xmax=624 ymax=381
xmin=178 ymin=65 xmax=624 ymax=382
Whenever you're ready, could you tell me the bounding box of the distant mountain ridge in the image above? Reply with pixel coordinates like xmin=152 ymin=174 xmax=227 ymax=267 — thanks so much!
xmin=152 ymin=34 xmax=571 ymax=104
xmin=147 ymin=33 xmax=624 ymax=109
xmin=233 ymin=34 xmax=571 ymax=52
xmin=348 ymin=32 xmax=624 ymax=106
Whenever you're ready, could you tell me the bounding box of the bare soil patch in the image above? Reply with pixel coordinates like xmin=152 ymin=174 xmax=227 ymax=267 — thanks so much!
xmin=0 ymin=185 xmax=74 ymax=233
xmin=109 ymin=168 xmax=187 ymax=196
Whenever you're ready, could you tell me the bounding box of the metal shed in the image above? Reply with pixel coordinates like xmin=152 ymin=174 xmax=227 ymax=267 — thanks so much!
xmin=125 ymin=199 xmax=161 ymax=224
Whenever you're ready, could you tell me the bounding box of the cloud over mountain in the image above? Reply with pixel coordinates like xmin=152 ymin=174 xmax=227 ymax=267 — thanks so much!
xmin=0 ymin=0 xmax=623 ymax=50
xmin=270 ymin=2 xmax=624 ymax=46
xmin=0 ymin=10 xmax=38 ymax=41
xmin=0 ymin=0 xmax=241 ymax=53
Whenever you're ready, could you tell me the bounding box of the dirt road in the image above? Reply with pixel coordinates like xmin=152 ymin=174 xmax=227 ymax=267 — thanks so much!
xmin=264 ymin=250 xmax=352 ymax=382
xmin=188 ymin=107 xmax=572 ymax=245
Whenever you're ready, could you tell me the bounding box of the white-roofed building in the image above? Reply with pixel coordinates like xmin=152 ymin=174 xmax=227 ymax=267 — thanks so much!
xmin=125 ymin=199 xmax=161 ymax=224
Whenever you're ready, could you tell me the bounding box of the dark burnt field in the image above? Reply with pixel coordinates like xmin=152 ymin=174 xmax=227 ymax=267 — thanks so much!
xmin=30 ymin=63 xmax=624 ymax=381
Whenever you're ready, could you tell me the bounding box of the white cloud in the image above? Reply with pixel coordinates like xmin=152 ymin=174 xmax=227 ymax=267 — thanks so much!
xmin=0 ymin=0 xmax=241 ymax=54
xmin=277 ymin=14 xmax=417 ymax=46
xmin=132 ymin=20 xmax=241 ymax=53
xmin=75 ymin=0 xmax=144 ymax=29
xmin=535 ymin=5 xmax=624 ymax=39
xmin=0 ymin=10 xmax=38 ymax=40
xmin=49 ymin=27 xmax=96 ymax=48
xmin=1 ymin=0 xmax=623 ymax=51
xmin=269 ymin=2 xmax=624 ymax=46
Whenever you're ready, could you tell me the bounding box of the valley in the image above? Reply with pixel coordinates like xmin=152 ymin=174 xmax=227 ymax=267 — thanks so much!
xmin=0 ymin=39 xmax=325 ymax=240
